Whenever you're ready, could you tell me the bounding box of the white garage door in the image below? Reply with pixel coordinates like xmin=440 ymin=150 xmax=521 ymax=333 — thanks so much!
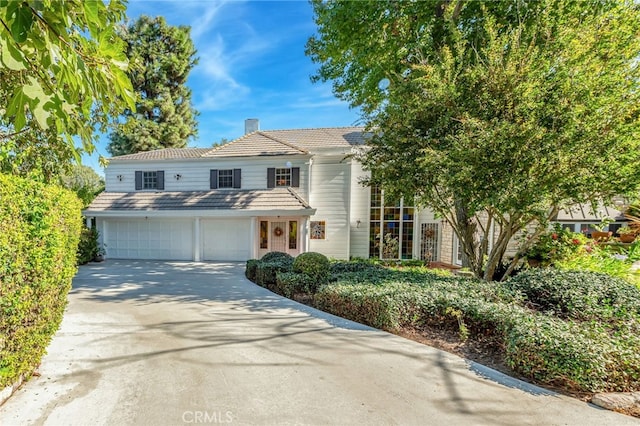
xmin=106 ymin=219 xmax=193 ymax=260
xmin=202 ymin=219 xmax=251 ymax=261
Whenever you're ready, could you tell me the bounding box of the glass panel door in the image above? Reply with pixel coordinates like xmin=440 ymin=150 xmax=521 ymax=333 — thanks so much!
xmin=271 ymin=221 xmax=287 ymax=252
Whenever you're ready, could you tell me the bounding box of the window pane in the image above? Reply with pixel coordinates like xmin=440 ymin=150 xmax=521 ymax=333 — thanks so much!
xmin=275 ymin=168 xmax=291 ymax=187
xmin=260 ymin=221 xmax=268 ymax=249
xmin=143 ymin=171 xmax=157 ymax=189
xmin=218 ymin=169 xmax=233 ymax=188
xmin=289 ymin=221 xmax=297 ymax=249
xmin=402 ymin=222 xmax=414 ymax=259
xmin=369 ymin=223 xmax=381 ymax=258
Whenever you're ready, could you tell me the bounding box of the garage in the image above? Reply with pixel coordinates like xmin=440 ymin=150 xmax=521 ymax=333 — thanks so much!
xmin=104 ymin=219 xmax=194 ymax=260
xmin=202 ymin=219 xmax=252 ymax=261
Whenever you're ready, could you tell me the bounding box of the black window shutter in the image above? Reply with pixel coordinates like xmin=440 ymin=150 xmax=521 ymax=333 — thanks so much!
xmin=135 ymin=171 xmax=142 ymax=190
xmin=210 ymin=169 xmax=218 ymax=189
xmin=233 ymin=169 xmax=241 ymax=189
xmin=267 ymin=168 xmax=275 ymax=188
xmin=291 ymin=167 xmax=300 ymax=187
xmin=156 ymin=171 xmax=164 ymax=190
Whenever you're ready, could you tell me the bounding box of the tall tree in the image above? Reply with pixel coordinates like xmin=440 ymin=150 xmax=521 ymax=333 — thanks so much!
xmin=0 ymin=0 xmax=134 ymax=166
xmin=107 ymin=16 xmax=198 ymax=156
xmin=307 ymin=0 xmax=640 ymax=280
xmin=59 ymin=164 xmax=105 ymax=207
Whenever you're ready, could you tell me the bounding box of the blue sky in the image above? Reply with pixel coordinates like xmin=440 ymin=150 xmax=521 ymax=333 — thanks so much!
xmin=84 ymin=0 xmax=361 ymax=171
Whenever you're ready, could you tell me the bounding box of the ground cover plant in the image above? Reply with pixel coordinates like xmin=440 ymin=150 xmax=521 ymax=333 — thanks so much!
xmin=245 ymin=257 xmax=640 ymax=395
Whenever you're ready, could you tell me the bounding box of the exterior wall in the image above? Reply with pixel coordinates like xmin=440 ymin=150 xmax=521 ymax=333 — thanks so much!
xmin=349 ymin=160 xmax=370 ymax=259
xmin=308 ymin=157 xmax=351 ymax=259
xmin=104 ymin=156 xmax=310 ymax=195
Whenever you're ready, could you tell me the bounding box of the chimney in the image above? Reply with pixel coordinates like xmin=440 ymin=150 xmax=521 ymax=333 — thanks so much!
xmin=245 ymin=118 xmax=259 ymax=134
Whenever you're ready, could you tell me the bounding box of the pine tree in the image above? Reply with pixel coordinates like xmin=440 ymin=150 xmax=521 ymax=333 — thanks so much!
xmin=107 ymin=16 xmax=198 ymax=156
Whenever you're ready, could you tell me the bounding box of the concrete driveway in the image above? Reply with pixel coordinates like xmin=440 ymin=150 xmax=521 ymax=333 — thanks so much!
xmin=0 ymin=260 xmax=636 ymax=425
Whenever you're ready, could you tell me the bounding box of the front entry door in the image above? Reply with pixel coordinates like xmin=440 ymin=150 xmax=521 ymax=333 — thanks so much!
xmin=258 ymin=219 xmax=300 ymax=258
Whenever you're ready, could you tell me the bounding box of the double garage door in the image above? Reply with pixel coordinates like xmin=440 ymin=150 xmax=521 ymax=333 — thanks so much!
xmin=105 ymin=218 xmax=251 ymax=261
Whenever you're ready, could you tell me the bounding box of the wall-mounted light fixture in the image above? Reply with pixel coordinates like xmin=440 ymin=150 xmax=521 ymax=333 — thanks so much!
xmin=356 ymin=219 xmax=362 ymax=228
xmin=174 ymin=174 xmax=182 ymax=180
xmin=285 ymin=161 xmax=292 ymax=169
xmin=117 ymin=175 xmax=123 ymax=181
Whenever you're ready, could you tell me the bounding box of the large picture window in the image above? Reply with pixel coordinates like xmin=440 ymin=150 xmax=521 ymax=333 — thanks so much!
xmin=369 ymin=186 xmax=414 ymax=259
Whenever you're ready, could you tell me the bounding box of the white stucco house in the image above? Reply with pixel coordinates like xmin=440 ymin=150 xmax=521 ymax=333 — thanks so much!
xmin=85 ymin=120 xmax=448 ymax=263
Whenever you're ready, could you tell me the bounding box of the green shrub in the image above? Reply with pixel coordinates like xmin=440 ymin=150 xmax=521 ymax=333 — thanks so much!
xmin=504 ymin=268 xmax=640 ymax=320
xmin=245 ymin=259 xmax=259 ymax=281
xmin=77 ymin=226 xmax=99 ymax=265
xmin=293 ymin=252 xmax=330 ymax=289
xmin=505 ymin=315 xmax=640 ymax=392
xmin=330 ymin=260 xmax=383 ymax=275
xmin=275 ymin=272 xmax=319 ymax=298
xmin=0 ymin=174 xmax=82 ymax=388
xmin=314 ymin=260 xmax=640 ymax=392
xmin=261 ymin=251 xmax=293 ymax=263
xmin=255 ymin=259 xmax=294 ymax=287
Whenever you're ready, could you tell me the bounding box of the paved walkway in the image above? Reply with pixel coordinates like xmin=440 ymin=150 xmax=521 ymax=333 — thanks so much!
xmin=1 ymin=260 xmax=637 ymax=425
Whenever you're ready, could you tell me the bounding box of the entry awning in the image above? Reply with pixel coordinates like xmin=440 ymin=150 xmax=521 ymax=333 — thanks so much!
xmin=84 ymin=188 xmax=316 ymax=218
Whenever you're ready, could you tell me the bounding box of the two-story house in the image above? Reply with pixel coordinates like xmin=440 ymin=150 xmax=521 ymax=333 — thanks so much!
xmin=85 ymin=120 xmax=625 ymax=265
xmin=87 ymin=121 xmax=435 ymax=262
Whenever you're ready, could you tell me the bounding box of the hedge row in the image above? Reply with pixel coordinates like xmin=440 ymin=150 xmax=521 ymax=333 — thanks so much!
xmin=311 ymin=263 xmax=640 ymax=393
xmin=0 ymin=173 xmax=82 ymax=388
xmin=246 ymin=251 xmax=331 ymax=297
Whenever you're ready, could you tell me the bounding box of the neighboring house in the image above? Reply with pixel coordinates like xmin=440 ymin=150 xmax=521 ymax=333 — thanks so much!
xmin=85 ymin=120 xmax=442 ymax=262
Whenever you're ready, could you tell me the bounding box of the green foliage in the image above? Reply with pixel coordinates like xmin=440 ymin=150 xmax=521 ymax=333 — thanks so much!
xmin=275 ymin=272 xmax=318 ymax=298
xmin=556 ymin=249 xmax=640 ymax=289
xmin=504 ymin=269 xmax=640 ymax=321
xmin=255 ymin=259 xmax=294 ymax=287
xmin=77 ymin=227 xmax=99 ymax=265
xmin=505 ymin=316 xmax=640 ymax=392
xmin=261 ymin=251 xmax=293 ymax=263
xmin=292 ymin=252 xmax=330 ymax=289
xmin=0 ymin=173 xmax=82 ymax=388
xmin=107 ymin=16 xmax=198 ymax=156
xmin=245 ymin=259 xmax=259 ymax=281
xmin=0 ymin=0 xmax=134 ymax=163
xmin=308 ymin=0 xmax=640 ymax=280
xmin=312 ymin=260 xmax=640 ymax=392
xmin=524 ymin=224 xmax=589 ymax=265
xmin=59 ymin=165 xmax=104 ymax=207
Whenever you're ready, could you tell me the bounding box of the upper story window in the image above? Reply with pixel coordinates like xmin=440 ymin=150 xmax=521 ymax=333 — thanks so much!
xmin=275 ymin=168 xmax=291 ymax=187
xmin=143 ymin=171 xmax=157 ymax=189
xmin=135 ymin=171 xmax=164 ymax=190
xmin=267 ymin=167 xmax=300 ymax=188
xmin=210 ymin=169 xmax=241 ymax=189
xmin=218 ymin=169 xmax=234 ymax=188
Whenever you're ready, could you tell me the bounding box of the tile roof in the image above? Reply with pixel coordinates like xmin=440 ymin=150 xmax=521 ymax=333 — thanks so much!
xmin=107 ymin=127 xmax=369 ymax=161
xmin=261 ymin=127 xmax=368 ymax=151
xmin=204 ymin=132 xmax=307 ymax=158
xmin=85 ymin=188 xmax=312 ymax=212
xmin=110 ymin=148 xmax=213 ymax=161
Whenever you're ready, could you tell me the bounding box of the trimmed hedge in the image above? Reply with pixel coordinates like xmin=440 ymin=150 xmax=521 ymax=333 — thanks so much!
xmin=313 ymin=265 xmax=640 ymax=393
xmin=0 ymin=174 xmax=82 ymax=388
xmin=292 ymin=252 xmax=330 ymax=289
xmin=503 ymin=268 xmax=640 ymax=320
xmin=245 ymin=259 xmax=259 ymax=281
